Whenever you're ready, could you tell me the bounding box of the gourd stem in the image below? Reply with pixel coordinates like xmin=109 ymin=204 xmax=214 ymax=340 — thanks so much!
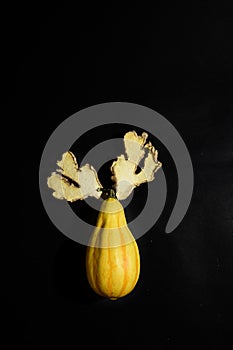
xmin=97 ymin=188 xmax=117 ymax=199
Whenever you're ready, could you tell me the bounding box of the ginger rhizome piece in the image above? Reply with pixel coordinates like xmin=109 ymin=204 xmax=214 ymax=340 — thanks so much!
xmin=110 ymin=131 xmax=162 ymax=200
xmin=47 ymin=151 xmax=102 ymax=202
xmin=47 ymin=131 xmax=162 ymax=202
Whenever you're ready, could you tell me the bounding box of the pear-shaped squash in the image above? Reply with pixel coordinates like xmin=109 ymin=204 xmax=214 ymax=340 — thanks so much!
xmin=86 ymin=194 xmax=140 ymax=300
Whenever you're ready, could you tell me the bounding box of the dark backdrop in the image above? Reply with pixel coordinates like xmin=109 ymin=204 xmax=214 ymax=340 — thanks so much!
xmin=6 ymin=3 xmax=233 ymax=348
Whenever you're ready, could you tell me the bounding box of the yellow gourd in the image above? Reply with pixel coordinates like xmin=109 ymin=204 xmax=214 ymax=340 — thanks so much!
xmin=86 ymin=189 xmax=140 ymax=300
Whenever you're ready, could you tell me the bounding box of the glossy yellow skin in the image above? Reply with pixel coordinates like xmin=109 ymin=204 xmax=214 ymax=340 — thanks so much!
xmin=86 ymin=198 xmax=140 ymax=300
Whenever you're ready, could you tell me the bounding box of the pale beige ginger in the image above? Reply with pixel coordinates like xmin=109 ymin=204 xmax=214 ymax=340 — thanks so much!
xmin=110 ymin=131 xmax=162 ymax=200
xmin=47 ymin=131 xmax=162 ymax=202
xmin=47 ymin=151 xmax=102 ymax=202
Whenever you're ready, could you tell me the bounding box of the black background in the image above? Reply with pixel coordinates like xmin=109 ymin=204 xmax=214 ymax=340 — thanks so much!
xmin=6 ymin=2 xmax=233 ymax=348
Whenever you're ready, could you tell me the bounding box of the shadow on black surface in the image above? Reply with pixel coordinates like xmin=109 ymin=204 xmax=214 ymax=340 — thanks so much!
xmin=51 ymin=238 xmax=103 ymax=304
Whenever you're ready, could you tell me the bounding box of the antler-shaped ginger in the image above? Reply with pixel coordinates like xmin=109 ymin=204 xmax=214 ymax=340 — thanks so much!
xmin=47 ymin=151 xmax=102 ymax=202
xmin=110 ymin=131 xmax=162 ymax=200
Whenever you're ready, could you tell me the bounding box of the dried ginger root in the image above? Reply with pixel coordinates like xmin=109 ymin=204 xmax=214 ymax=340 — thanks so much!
xmin=47 ymin=151 xmax=102 ymax=202
xmin=110 ymin=131 xmax=162 ymax=200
